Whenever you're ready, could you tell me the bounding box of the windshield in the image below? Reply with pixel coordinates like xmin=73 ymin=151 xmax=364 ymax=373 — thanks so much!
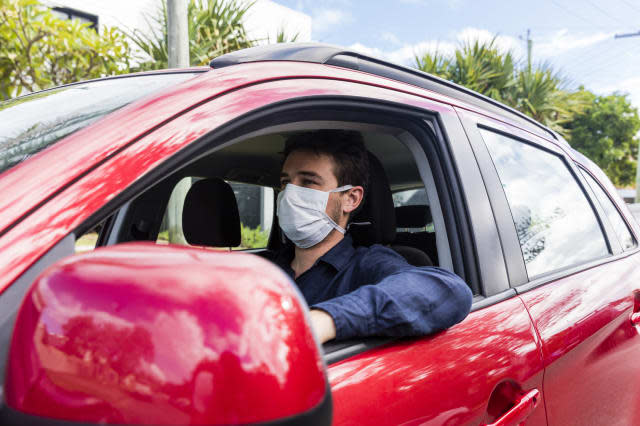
xmin=0 ymin=72 xmax=199 ymax=175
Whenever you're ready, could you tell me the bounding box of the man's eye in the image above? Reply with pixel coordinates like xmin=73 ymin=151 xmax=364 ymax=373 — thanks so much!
xmin=303 ymin=179 xmax=316 ymax=185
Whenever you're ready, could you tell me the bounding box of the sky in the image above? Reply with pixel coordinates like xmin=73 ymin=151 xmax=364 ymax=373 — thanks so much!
xmin=276 ymin=0 xmax=640 ymax=108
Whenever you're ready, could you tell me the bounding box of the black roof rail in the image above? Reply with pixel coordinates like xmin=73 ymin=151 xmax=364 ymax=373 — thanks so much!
xmin=210 ymin=43 xmax=557 ymax=140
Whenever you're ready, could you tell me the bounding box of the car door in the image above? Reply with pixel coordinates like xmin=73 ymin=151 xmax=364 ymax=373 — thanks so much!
xmin=459 ymin=107 xmax=640 ymax=425
xmin=322 ymin=100 xmax=546 ymax=425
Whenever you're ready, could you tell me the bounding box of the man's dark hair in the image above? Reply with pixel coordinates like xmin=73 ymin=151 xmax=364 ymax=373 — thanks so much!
xmin=283 ymin=130 xmax=370 ymax=215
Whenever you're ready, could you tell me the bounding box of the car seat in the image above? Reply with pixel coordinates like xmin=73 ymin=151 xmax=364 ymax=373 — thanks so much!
xmin=350 ymin=152 xmax=433 ymax=267
xmin=182 ymin=178 xmax=241 ymax=247
xmin=394 ymin=205 xmax=438 ymax=265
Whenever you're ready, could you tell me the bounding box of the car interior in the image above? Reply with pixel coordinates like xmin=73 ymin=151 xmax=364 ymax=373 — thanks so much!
xmin=85 ymin=121 xmax=451 ymax=271
xmin=77 ymin=120 xmax=457 ymax=358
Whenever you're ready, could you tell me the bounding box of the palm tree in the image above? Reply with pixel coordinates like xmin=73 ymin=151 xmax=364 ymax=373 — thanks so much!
xmin=128 ymin=0 xmax=254 ymax=70
xmin=506 ymin=64 xmax=588 ymax=136
xmin=414 ymin=49 xmax=451 ymax=79
xmin=415 ymin=38 xmax=516 ymax=103
xmin=414 ymin=37 xmax=589 ymax=138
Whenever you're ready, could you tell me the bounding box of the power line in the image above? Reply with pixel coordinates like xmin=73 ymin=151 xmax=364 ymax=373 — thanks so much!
xmin=585 ymin=0 xmax=629 ymax=26
xmin=549 ymin=0 xmax=612 ymax=31
xmin=578 ymin=44 xmax=636 ymax=82
xmin=621 ymin=0 xmax=640 ymax=15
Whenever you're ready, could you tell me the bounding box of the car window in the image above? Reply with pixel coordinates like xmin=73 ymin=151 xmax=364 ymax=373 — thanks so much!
xmin=156 ymin=177 xmax=274 ymax=250
xmin=480 ymin=129 xmax=609 ymax=278
xmin=0 ymin=72 xmax=197 ymax=176
xmin=229 ymin=182 xmax=274 ymax=249
xmin=392 ymin=187 xmax=434 ymax=232
xmin=580 ymin=169 xmax=636 ymax=251
xmin=75 ymin=221 xmax=106 ymax=253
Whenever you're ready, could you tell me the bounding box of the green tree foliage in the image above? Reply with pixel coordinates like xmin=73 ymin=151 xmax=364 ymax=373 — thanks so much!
xmin=415 ymin=37 xmax=640 ymax=186
xmin=415 ymin=39 xmax=586 ymax=136
xmin=445 ymin=39 xmax=516 ymax=103
xmin=507 ymin=65 xmax=589 ymax=135
xmin=0 ymin=0 xmax=131 ymax=99
xmin=240 ymin=223 xmax=269 ymax=249
xmin=566 ymin=92 xmax=640 ymax=186
xmin=129 ymin=0 xmax=254 ymax=70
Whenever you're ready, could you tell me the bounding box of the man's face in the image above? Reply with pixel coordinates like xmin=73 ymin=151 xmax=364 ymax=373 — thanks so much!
xmin=280 ymin=150 xmax=344 ymax=223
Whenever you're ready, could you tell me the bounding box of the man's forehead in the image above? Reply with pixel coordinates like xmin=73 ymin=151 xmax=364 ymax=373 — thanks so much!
xmin=282 ymin=150 xmax=335 ymax=173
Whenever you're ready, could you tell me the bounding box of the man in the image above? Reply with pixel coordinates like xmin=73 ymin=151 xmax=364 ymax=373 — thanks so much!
xmin=274 ymin=130 xmax=472 ymax=344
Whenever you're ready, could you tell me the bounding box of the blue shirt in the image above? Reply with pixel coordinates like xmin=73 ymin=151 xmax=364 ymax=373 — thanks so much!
xmin=273 ymin=234 xmax=473 ymax=341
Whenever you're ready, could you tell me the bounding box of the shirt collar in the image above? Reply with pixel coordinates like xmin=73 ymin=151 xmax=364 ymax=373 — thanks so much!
xmin=317 ymin=234 xmax=355 ymax=271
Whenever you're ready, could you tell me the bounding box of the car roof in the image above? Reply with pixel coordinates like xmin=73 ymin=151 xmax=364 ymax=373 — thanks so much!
xmin=210 ymin=43 xmax=557 ymax=141
xmin=0 ymin=50 xmax=565 ymax=239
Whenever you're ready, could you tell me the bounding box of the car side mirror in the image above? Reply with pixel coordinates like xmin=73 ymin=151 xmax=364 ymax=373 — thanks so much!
xmin=3 ymin=243 xmax=331 ymax=425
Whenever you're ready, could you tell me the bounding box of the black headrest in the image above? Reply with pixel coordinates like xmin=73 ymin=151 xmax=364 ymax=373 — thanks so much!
xmin=395 ymin=205 xmax=432 ymax=228
xmin=350 ymin=152 xmax=396 ymax=246
xmin=182 ymin=178 xmax=241 ymax=247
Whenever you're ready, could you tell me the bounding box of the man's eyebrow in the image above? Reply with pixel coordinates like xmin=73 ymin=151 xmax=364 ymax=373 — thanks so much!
xmin=279 ymin=171 xmax=324 ymax=181
xmin=298 ymin=171 xmax=323 ymax=180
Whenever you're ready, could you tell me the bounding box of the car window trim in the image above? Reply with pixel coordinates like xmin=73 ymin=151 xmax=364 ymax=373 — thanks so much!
xmin=515 ymin=245 xmax=640 ymax=295
xmin=572 ymin=166 xmax=623 ymax=255
xmin=465 ymin=119 xmax=619 ymax=287
xmin=576 ymin=164 xmax=637 ymax=251
xmin=457 ymin=113 xmax=529 ymax=287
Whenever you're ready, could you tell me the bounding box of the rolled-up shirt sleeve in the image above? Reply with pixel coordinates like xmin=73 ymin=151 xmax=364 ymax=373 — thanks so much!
xmin=311 ymin=255 xmax=473 ymax=341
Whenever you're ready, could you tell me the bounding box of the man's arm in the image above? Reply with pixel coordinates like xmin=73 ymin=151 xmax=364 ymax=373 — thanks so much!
xmin=309 ymin=309 xmax=336 ymax=343
xmin=310 ymin=251 xmax=473 ymax=342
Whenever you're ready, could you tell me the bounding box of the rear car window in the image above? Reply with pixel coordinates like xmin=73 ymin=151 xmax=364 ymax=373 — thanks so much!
xmin=392 ymin=188 xmax=434 ymax=232
xmin=0 ymin=72 xmax=198 ymax=176
xmin=480 ymin=129 xmax=609 ymax=278
xmin=580 ymin=169 xmax=636 ymax=251
xmin=157 ymin=177 xmax=274 ymax=250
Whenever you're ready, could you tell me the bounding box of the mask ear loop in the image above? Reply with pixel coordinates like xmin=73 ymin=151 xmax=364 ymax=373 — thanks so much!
xmin=322 ymin=185 xmax=356 ymax=235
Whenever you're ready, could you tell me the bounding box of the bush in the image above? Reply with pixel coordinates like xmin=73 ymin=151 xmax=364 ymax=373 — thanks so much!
xmin=240 ymin=223 xmax=269 ymax=249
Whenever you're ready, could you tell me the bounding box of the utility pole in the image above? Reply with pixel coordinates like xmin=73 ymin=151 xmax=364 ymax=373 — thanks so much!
xmin=167 ymin=0 xmax=189 ymax=68
xmin=166 ymin=0 xmax=190 ymax=244
xmin=519 ymin=29 xmax=533 ymax=71
xmin=614 ymin=30 xmax=640 ymax=202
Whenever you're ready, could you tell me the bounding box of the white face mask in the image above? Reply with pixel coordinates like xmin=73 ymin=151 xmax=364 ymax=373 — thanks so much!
xmin=277 ymin=183 xmax=353 ymax=249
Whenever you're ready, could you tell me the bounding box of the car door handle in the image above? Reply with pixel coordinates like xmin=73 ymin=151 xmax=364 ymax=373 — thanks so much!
xmin=484 ymin=388 xmax=541 ymax=426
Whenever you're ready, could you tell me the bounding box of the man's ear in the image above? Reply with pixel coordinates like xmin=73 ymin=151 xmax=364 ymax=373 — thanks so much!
xmin=342 ymin=186 xmax=364 ymax=214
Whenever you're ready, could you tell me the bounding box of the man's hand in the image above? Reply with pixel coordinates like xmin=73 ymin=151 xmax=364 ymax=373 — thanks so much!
xmin=309 ymin=309 xmax=337 ymax=344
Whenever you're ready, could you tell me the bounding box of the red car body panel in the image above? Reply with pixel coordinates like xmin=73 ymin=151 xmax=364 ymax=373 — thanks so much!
xmin=6 ymin=243 xmax=326 ymax=425
xmin=0 ymin=75 xmax=455 ymax=293
xmin=519 ymin=253 xmax=640 ymax=425
xmin=328 ymin=296 xmax=546 ymax=425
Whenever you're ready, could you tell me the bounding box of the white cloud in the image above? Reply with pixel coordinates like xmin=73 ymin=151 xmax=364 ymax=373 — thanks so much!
xmin=312 ymin=8 xmax=351 ymax=33
xmin=397 ymin=0 xmax=462 ymax=8
xmin=349 ymin=27 xmax=519 ymax=67
xmin=593 ymin=76 xmax=640 ymax=108
xmin=535 ymin=29 xmax=614 ymax=57
xmin=381 ymin=32 xmax=401 ymax=45
xmin=454 ymin=27 xmax=523 ymax=56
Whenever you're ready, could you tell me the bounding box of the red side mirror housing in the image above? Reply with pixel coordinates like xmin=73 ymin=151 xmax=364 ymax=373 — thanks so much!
xmin=4 ymin=243 xmax=331 ymax=425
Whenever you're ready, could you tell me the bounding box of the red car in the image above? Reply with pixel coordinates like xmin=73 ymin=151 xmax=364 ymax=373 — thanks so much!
xmin=1 ymin=44 xmax=639 ymax=425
